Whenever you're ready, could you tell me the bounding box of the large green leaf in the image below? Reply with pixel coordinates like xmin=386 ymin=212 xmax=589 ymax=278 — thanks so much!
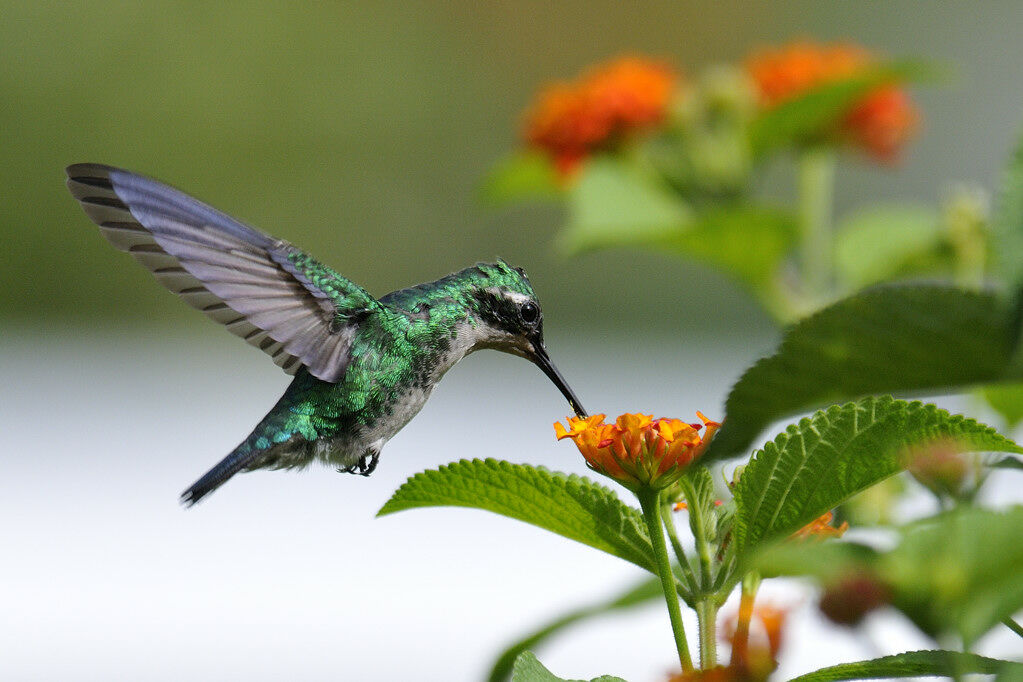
xmin=511 ymin=652 xmax=627 ymax=682
xmin=786 ymin=650 xmax=1020 ymax=682
xmin=378 ymin=459 xmax=657 ymax=572
xmin=704 ymin=285 xmax=1020 ymax=463
xmin=733 ymin=397 xmax=1022 ymax=554
xmin=834 ymin=202 xmax=943 ymax=289
xmin=488 ymin=577 xmax=660 ymax=682
xmin=749 ymin=61 xmax=933 ymax=157
xmin=559 ymin=157 xmax=692 ymax=253
xmin=884 ymin=506 xmax=1023 ymax=646
xmin=481 ymin=151 xmax=563 ymax=204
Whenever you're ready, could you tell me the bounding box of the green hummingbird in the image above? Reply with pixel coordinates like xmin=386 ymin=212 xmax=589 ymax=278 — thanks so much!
xmin=66 ymin=163 xmax=587 ymax=506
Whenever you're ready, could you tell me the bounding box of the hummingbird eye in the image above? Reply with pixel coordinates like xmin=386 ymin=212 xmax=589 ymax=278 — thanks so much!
xmin=519 ymin=301 xmax=540 ymax=325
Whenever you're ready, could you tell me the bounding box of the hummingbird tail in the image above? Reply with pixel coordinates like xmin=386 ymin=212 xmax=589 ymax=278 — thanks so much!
xmin=180 ymin=446 xmax=260 ymax=507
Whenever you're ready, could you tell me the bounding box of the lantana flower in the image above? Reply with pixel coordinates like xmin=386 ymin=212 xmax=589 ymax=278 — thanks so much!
xmin=670 ymin=602 xmax=788 ymax=682
xmin=523 ymin=56 xmax=678 ymax=175
xmin=555 ymin=411 xmax=719 ymax=491
xmin=745 ymin=41 xmax=918 ymax=161
xmin=791 ymin=510 xmax=849 ymax=541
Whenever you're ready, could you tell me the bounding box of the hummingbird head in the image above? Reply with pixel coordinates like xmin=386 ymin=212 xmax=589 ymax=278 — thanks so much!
xmin=466 ymin=261 xmax=587 ymax=418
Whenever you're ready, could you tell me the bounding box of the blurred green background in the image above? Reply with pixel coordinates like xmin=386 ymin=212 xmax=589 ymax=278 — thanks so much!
xmin=7 ymin=1 xmax=1023 ymax=335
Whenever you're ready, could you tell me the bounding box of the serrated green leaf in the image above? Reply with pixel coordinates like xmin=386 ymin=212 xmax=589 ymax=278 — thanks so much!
xmin=488 ymin=577 xmax=660 ymax=682
xmin=733 ymin=397 xmax=1022 ymax=553
xmin=705 ymin=285 xmax=1020 ymax=463
xmin=481 ymin=151 xmax=563 ymax=204
xmin=379 ymin=459 xmax=656 ymax=572
xmin=559 ymin=157 xmax=692 ymax=253
xmin=834 ymin=202 xmax=943 ymax=289
xmin=511 ymin=652 xmax=628 ymax=682
xmin=786 ymin=649 xmax=1019 ymax=682
xmin=884 ymin=506 xmax=1023 ymax=645
xmin=749 ymin=61 xmax=934 ymax=157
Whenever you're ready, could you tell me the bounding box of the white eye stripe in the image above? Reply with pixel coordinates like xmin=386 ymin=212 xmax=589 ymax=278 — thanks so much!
xmin=485 ymin=288 xmax=532 ymax=307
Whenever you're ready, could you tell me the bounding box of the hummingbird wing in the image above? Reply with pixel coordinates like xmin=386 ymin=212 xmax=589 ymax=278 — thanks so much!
xmin=66 ymin=163 xmax=379 ymax=382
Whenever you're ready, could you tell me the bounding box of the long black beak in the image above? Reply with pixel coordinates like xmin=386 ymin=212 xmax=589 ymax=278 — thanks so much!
xmin=529 ymin=341 xmax=587 ymax=418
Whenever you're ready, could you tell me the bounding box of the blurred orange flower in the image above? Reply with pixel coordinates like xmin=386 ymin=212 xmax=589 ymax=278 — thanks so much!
xmin=555 ymin=411 xmax=719 ymax=490
xmin=745 ymin=41 xmax=918 ymax=161
xmin=524 ymin=56 xmax=678 ymax=175
xmin=672 ymin=602 xmax=788 ymax=682
xmin=791 ymin=510 xmax=849 ymax=541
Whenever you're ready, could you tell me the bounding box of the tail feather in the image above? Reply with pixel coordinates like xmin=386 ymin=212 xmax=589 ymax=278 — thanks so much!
xmin=180 ymin=446 xmax=260 ymax=507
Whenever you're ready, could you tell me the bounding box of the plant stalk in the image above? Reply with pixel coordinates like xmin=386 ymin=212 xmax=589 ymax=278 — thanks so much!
xmin=661 ymin=501 xmax=699 ymax=599
xmin=696 ymin=599 xmax=719 ymax=669
xmin=1003 ymin=617 xmax=1023 ymax=639
xmin=730 ymin=572 xmax=762 ymax=668
xmin=797 ymin=147 xmax=837 ymax=305
xmin=638 ymin=488 xmax=694 ymax=672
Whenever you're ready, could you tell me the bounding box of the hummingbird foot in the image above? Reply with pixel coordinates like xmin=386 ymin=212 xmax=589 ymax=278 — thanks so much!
xmin=337 ymin=449 xmax=380 ymax=477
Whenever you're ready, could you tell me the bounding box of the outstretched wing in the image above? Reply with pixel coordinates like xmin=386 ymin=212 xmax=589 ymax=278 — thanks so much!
xmin=66 ymin=163 xmax=377 ymax=383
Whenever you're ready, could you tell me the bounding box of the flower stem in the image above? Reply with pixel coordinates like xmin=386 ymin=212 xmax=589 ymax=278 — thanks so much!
xmin=638 ymin=488 xmax=694 ymax=672
xmin=696 ymin=599 xmax=719 ymax=669
xmin=1004 ymin=617 xmax=1023 ymax=639
xmin=661 ymin=502 xmax=698 ymax=599
xmin=730 ymin=572 xmax=761 ymax=668
xmin=797 ymin=147 xmax=837 ymax=306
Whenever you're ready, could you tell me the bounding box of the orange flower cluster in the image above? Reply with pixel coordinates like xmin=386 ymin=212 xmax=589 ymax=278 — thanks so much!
xmin=555 ymin=411 xmax=719 ymax=490
xmin=745 ymin=41 xmax=918 ymax=160
xmin=524 ymin=56 xmax=677 ymax=175
xmin=791 ymin=510 xmax=849 ymax=541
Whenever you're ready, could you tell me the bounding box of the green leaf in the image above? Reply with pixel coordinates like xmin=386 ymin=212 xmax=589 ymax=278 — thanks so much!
xmin=786 ymin=650 xmax=1020 ymax=682
xmin=379 ymin=459 xmax=657 ymax=572
xmin=992 ymin=454 xmax=1023 ymax=470
xmin=488 ymin=577 xmax=659 ymax=682
xmin=991 ymin=126 xmax=1023 ymax=292
xmin=511 ymin=652 xmax=628 ymax=682
xmin=755 ymin=507 xmax=1023 ymax=647
xmin=884 ymin=506 xmax=1023 ymax=645
xmin=982 ymin=382 xmax=1023 ymax=428
xmin=559 ymin=157 xmax=692 ymax=253
xmin=705 ymin=285 xmax=1020 ymax=463
xmin=834 ymin=202 xmax=943 ymax=289
xmin=481 ymin=151 xmax=563 ymax=204
xmin=733 ymin=397 xmax=1022 ymax=553
xmin=749 ymin=61 xmax=934 ymax=157
xmin=663 ymin=204 xmax=797 ymax=292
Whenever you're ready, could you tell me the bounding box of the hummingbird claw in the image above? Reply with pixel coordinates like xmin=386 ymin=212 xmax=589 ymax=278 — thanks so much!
xmin=337 ymin=450 xmax=380 ymax=477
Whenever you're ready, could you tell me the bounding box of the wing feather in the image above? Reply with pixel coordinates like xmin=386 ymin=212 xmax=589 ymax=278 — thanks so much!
xmin=66 ymin=163 xmax=379 ymax=382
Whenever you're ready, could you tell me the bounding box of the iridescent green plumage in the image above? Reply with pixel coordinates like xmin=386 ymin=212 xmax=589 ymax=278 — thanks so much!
xmin=66 ymin=165 xmax=585 ymax=505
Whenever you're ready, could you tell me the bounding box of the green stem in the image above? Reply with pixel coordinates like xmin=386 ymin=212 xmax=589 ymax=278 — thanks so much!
xmin=678 ymin=477 xmax=715 ymax=592
xmin=1003 ymin=617 xmax=1023 ymax=639
xmin=797 ymin=147 xmax=837 ymax=305
xmin=661 ymin=502 xmax=698 ymax=599
xmin=638 ymin=488 xmax=694 ymax=672
xmin=696 ymin=599 xmax=719 ymax=669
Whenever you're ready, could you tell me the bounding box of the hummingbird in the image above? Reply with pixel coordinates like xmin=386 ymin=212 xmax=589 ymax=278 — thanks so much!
xmin=65 ymin=163 xmax=587 ymax=506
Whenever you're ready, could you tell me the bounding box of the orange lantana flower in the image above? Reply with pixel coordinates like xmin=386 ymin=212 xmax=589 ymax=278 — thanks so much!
xmin=555 ymin=411 xmax=719 ymax=490
xmin=791 ymin=510 xmax=849 ymax=541
xmin=715 ymin=601 xmax=789 ymax=682
xmin=745 ymin=41 xmax=918 ymax=161
xmin=524 ymin=56 xmax=678 ymax=175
